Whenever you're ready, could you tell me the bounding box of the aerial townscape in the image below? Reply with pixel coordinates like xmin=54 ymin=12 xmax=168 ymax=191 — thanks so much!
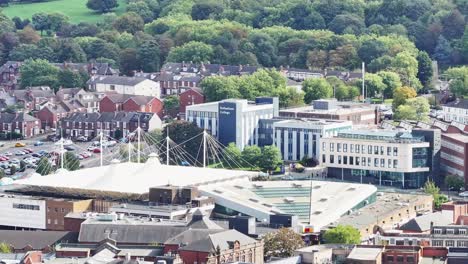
xmin=0 ymin=0 xmax=467 ymax=264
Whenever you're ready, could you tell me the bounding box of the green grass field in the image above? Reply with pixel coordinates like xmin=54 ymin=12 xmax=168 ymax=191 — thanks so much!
xmin=2 ymin=0 xmax=127 ymax=24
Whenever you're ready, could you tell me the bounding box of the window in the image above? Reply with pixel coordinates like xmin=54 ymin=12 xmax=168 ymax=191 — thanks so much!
xmin=445 ymin=240 xmax=455 ymax=247
xmin=47 ymin=219 xmax=51 ymax=224
xmin=61 ymin=208 xmax=65 ymax=213
xmin=343 ymin=156 xmax=348 ymax=165
xmin=330 ymin=143 xmax=334 ymax=152
xmin=343 ymin=144 xmax=347 ymax=152
xmin=388 ymin=159 xmax=392 ymax=168
xmin=362 ymin=157 xmax=366 ymax=166
xmin=368 ymin=145 xmax=372 ymax=154
xmin=432 ymin=240 xmax=443 ymax=246
xmin=396 ymin=256 xmax=404 ymax=262
xmin=350 ymin=144 xmax=354 ymax=153
xmin=446 ymin=229 xmax=455 ymax=235
xmin=13 ymin=203 xmax=40 ymax=210
xmin=387 ymin=146 xmax=391 ymax=156
xmin=322 ymin=142 xmax=326 ymax=151
xmin=356 ymin=157 xmax=360 ymax=165
xmin=356 ymin=145 xmax=360 ymax=153
xmin=406 ymin=256 xmax=415 ymax=263
xmin=350 ymin=156 xmax=354 ymax=165
xmin=393 ymin=160 xmax=398 ymax=168
xmin=338 ymin=155 xmax=342 ymax=164
xmin=54 ymin=219 xmax=58 ymax=225
xmin=110 ymin=85 xmax=115 ymax=90
xmin=381 ymin=158 xmax=385 ymax=167
xmin=368 ymin=157 xmax=371 ymax=167
xmin=457 ymin=241 xmax=468 ymax=247
xmin=393 ymin=147 xmax=398 ymax=156
xmin=337 ymin=143 xmax=341 ymax=152
xmin=374 ymin=158 xmax=379 ymax=167
xmin=433 ymin=229 xmax=442 ymax=234
xmin=386 ymin=256 xmax=394 ymax=262
xmin=374 ymin=146 xmax=379 ymax=154
xmin=322 ymin=154 xmax=326 ymax=163
xmin=330 ymin=155 xmax=334 ymax=164
xmin=459 ymin=229 xmax=466 ymax=235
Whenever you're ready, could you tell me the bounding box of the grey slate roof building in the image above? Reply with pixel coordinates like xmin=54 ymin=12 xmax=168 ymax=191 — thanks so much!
xmin=87 ymin=76 xmax=149 ymax=86
xmin=399 ymin=211 xmax=453 ymax=232
xmin=52 ymin=62 xmax=118 ymax=76
xmin=444 ymin=98 xmax=468 ymax=109
xmin=178 ymin=229 xmax=257 ymax=253
xmin=0 ymin=230 xmax=78 ymax=251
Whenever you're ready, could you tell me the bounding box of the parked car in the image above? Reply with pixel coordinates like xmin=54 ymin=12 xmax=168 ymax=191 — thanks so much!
xmin=34 ymin=141 xmax=44 ymax=146
xmin=87 ymin=146 xmax=97 ymax=152
xmin=47 ymin=135 xmax=59 ymax=142
xmin=64 ymin=145 xmax=76 ymax=151
xmin=93 ymin=148 xmax=101 ymax=153
xmin=23 ymin=148 xmax=33 ymax=153
xmin=15 ymin=151 xmax=25 ymax=156
xmin=459 ymin=191 xmax=468 ymax=197
xmin=3 ymin=152 xmax=12 ymax=156
xmin=15 ymin=142 xmax=26 ymax=147
xmin=76 ymin=136 xmax=88 ymax=142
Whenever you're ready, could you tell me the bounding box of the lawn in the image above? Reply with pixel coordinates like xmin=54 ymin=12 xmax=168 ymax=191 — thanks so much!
xmin=2 ymin=0 xmax=127 ymax=24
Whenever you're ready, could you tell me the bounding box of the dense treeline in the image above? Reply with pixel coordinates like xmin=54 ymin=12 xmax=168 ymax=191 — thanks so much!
xmin=0 ymin=0 xmax=465 ymax=91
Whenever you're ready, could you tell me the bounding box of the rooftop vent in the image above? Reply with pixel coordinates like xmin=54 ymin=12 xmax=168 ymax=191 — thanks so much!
xmin=234 ymin=185 xmax=244 ymax=189
xmin=252 ymin=183 xmax=263 ymax=188
xmin=313 ymin=185 xmax=322 ymax=189
xmin=249 ymin=198 xmax=259 ymax=203
xmin=213 ymin=189 xmax=223 ymax=194
xmin=292 ymin=183 xmax=303 ymax=188
xmin=284 ymin=197 xmax=295 ymax=203
xmin=347 ymin=187 xmax=356 ymax=191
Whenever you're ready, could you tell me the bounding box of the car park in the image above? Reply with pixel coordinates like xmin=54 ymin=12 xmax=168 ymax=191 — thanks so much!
xmin=3 ymin=152 xmax=12 ymax=156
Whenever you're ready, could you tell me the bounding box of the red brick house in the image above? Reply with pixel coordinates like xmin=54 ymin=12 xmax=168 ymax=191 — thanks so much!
xmin=0 ymin=61 xmax=21 ymax=91
xmin=100 ymin=94 xmax=163 ymax=117
xmin=36 ymin=101 xmax=86 ymax=130
xmin=0 ymin=112 xmax=40 ymax=138
xmin=179 ymin=87 xmax=205 ymax=114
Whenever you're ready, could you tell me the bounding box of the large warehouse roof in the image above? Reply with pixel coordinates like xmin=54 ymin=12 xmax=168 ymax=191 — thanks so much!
xmin=199 ymin=180 xmax=377 ymax=230
xmin=16 ymin=154 xmax=255 ymax=194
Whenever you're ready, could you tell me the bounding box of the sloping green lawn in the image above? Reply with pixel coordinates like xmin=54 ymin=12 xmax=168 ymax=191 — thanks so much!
xmin=2 ymin=0 xmax=127 ymax=24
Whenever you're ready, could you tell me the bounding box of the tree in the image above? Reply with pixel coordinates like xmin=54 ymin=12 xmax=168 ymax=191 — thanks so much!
xmin=58 ymin=69 xmax=85 ymax=89
xmin=162 ymin=121 xmax=203 ymax=161
xmin=241 ymin=145 xmax=261 ymax=168
xmin=0 ymin=242 xmax=11 ymax=253
xmin=167 ymin=41 xmax=214 ymax=64
xmin=17 ymin=26 xmax=40 ymax=44
xmin=378 ymin=71 xmax=402 ymax=99
xmin=441 ymin=9 xmax=466 ymax=39
xmin=119 ymin=48 xmax=139 ymax=76
xmin=335 ymin=85 xmax=349 ymax=101
xmin=201 ymin=76 xmax=241 ymax=102
xmin=302 ymin=78 xmax=333 ymax=104
xmin=137 ymin=39 xmax=160 ymax=72
xmin=446 ymin=66 xmax=468 ymax=97
xmin=223 ymin=143 xmax=242 ymax=167
xmin=163 ymin=95 xmax=179 ymax=117
xmin=424 ymin=180 xmax=448 ymax=209
xmin=87 ymin=0 xmax=119 ymax=13
xmin=113 ymin=12 xmax=144 ymax=34
xmin=126 ymin=1 xmax=154 ymax=23
xmin=47 ymin=13 xmax=69 ymax=32
xmin=259 ymin=145 xmax=282 ymax=173
xmin=263 ymin=228 xmax=304 ymax=258
xmin=276 ymin=87 xmax=304 ymax=108
xmin=392 ymin=86 xmax=417 ymax=110
xmin=433 ymin=36 xmax=453 ymax=66
xmin=32 ymin=13 xmax=50 ymax=35
xmin=20 ymin=59 xmax=59 ymax=89
xmin=191 ymin=2 xmax=224 ymax=20
xmin=0 ymin=169 xmax=5 ymax=179
xmin=445 ymin=175 xmax=465 ymax=191
xmin=394 ymin=97 xmax=430 ymax=121
xmin=364 ymin=73 xmax=385 ymax=98
xmin=323 ymin=225 xmax=361 ymax=244
xmin=56 ymin=152 xmax=80 ymax=171
xmin=416 ymin=51 xmax=433 ymax=88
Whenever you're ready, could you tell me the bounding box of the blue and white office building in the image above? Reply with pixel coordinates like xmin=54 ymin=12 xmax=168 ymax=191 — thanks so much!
xmin=186 ymin=97 xmax=278 ymax=149
xmin=258 ymin=118 xmax=353 ymax=162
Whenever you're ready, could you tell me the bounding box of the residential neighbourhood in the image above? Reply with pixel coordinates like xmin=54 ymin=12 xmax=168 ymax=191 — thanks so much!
xmin=0 ymin=0 xmax=467 ymax=263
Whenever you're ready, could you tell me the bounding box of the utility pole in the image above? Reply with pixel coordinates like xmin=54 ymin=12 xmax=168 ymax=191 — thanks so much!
xmin=362 ymin=62 xmax=365 ymax=102
xmin=99 ymin=131 xmax=103 ymax=167
xmin=203 ymin=130 xmax=207 ymax=168
xmin=166 ymin=126 xmax=169 ymax=165
xmin=308 ymin=175 xmax=313 ymax=225
xmin=128 ymin=140 xmax=132 ymax=163
xmin=137 ymin=115 xmax=141 ymax=163
xmin=60 ymin=137 xmax=64 ymax=170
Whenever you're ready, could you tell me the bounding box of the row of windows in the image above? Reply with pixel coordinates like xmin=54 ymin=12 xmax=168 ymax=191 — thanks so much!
xmin=433 ymin=228 xmax=467 ymax=235
xmin=13 ymin=203 xmax=40 ymax=210
xmin=47 ymin=207 xmax=70 ymax=213
xmin=325 ymin=142 xmax=399 ymax=156
xmin=441 ymin=140 xmax=464 ymax=154
xmin=441 ymin=164 xmax=464 ymax=177
xmin=386 ymin=255 xmax=414 ymax=263
xmin=325 ymin=154 xmax=399 ymax=168
xmin=441 ymin=152 xmax=464 ymax=166
xmin=432 ymin=240 xmax=468 ymax=247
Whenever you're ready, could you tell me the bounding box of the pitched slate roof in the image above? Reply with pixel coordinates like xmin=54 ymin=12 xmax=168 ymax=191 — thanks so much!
xmin=104 ymin=94 xmax=156 ymax=106
xmin=52 ymin=63 xmax=118 ymax=76
xmin=0 ymin=112 xmax=38 ymax=123
xmin=0 ymin=61 xmax=21 ymax=73
xmin=444 ymin=99 xmax=468 ymax=109
xmin=0 ymin=230 xmax=78 ymax=249
xmin=87 ymin=76 xmax=149 ymax=86
xmin=179 ymin=229 xmax=257 ymax=253
xmin=400 ymin=211 xmax=453 ymax=232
